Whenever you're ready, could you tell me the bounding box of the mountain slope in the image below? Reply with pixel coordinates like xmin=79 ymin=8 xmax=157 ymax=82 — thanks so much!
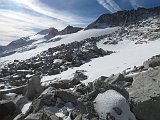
xmin=0 ymin=25 xmax=83 ymax=58
xmin=85 ymin=6 xmax=160 ymax=30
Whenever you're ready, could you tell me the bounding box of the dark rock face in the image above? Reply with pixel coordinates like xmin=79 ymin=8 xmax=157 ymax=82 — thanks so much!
xmin=0 ymin=100 xmax=21 ymax=120
xmin=129 ymin=66 xmax=160 ymax=120
xmin=59 ymin=25 xmax=83 ymax=35
xmin=43 ymin=27 xmax=59 ymax=40
xmin=37 ymin=27 xmax=58 ymax=36
xmin=38 ymin=25 xmax=83 ymax=40
xmin=85 ymin=6 xmax=160 ymax=30
xmin=7 ymin=37 xmax=31 ymax=49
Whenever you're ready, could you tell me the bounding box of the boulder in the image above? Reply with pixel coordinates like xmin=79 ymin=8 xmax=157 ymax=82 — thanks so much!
xmin=25 ymin=75 xmax=43 ymax=101
xmin=70 ymin=70 xmax=88 ymax=85
xmin=59 ymin=25 xmax=83 ymax=35
xmin=0 ymin=100 xmax=21 ymax=120
xmin=27 ymin=87 xmax=78 ymax=113
xmin=14 ymin=95 xmax=29 ymax=109
xmin=74 ymin=83 xmax=89 ymax=95
xmin=51 ymin=80 xmax=72 ymax=89
xmin=129 ymin=66 xmax=160 ymax=120
xmin=105 ymin=73 xmax=133 ymax=88
xmin=143 ymin=55 xmax=160 ymax=69
xmin=90 ymin=76 xmax=129 ymax=100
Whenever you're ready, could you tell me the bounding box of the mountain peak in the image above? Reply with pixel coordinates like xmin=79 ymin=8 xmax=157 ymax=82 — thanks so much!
xmin=59 ymin=25 xmax=83 ymax=35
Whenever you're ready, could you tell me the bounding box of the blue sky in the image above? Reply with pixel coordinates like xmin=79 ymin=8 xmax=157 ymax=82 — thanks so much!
xmin=0 ymin=0 xmax=160 ymax=45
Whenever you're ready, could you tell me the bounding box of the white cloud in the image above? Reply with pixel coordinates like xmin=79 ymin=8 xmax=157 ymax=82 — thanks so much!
xmin=9 ymin=0 xmax=90 ymax=24
xmin=0 ymin=10 xmax=68 ymax=45
xmin=97 ymin=0 xmax=122 ymax=13
xmin=0 ymin=0 xmax=91 ymax=45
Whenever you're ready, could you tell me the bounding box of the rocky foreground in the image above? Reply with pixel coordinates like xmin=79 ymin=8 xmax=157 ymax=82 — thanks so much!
xmin=0 ymin=54 xmax=160 ymax=120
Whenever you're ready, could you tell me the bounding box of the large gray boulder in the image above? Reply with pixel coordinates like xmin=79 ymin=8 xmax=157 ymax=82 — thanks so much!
xmin=90 ymin=76 xmax=129 ymax=100
xmin=129 ymin=66 xmax=160 ymax=120
xmin=105 ymin=73 xmax=133 ymax=88
xmin=25 ymin=75 xmax=43 ymax=101
xmin=143 ymin=55 xmax=160 ymax=69
xmin=0 ymin=100 xmax=21 ymax=120
xmin=26 ymin=87 xmax=78 ymax=113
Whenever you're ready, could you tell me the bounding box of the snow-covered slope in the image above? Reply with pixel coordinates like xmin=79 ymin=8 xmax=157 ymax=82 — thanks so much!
xmin=0 ymin=27 xmax=118 ymax=66
xmin=41 ymin=38 xmax=160 ymax=84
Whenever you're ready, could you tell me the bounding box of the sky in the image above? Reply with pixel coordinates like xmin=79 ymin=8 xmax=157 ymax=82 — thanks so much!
xmin=0 ymin=0 xmax=160 ymax=45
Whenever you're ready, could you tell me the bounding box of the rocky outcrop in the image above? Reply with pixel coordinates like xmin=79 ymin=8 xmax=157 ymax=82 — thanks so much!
xmin=43 ymin=27 xmax=59 ymax=40
xmin=105 ymin=73 xmax=133 ymax=88
xmin=59 ymin=25 xmax=83 ymax=35
xmin=25 ymin=75 xmax=43 ymax=101
xmin=129 ymin=66 xmax=160 ymax=120
xmin=143 ymin=55 xmax=160 ymax=69
xmin=70 ymin=70 xmax=88 ymax=85
xmin=17 ymin=73 xmax=132 ymax=120
xmin=37 ymin=27 xmax=58 ymax=36
xmin=38 ymin=25 xmax=83 ymax=40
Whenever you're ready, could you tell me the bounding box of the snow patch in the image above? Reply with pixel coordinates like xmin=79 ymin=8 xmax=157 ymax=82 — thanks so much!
xmin=94 ymin=90 xmax=136 ymax=120
xmin=21 ymin=102 xmax=32 ymax=114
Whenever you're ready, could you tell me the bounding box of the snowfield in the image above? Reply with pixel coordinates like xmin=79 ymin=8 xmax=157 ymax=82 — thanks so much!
xmin=41 ymin=38 xmax=160 ymax=84
xmin=1 ymin=27 xmax=160 ymax=86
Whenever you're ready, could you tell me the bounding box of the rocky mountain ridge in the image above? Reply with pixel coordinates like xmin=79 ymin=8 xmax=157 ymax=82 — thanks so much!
xmin=85 ymin=6 xmax=160 ymax=30
xmin=38 ymin=25 xmax=83 ymax=40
